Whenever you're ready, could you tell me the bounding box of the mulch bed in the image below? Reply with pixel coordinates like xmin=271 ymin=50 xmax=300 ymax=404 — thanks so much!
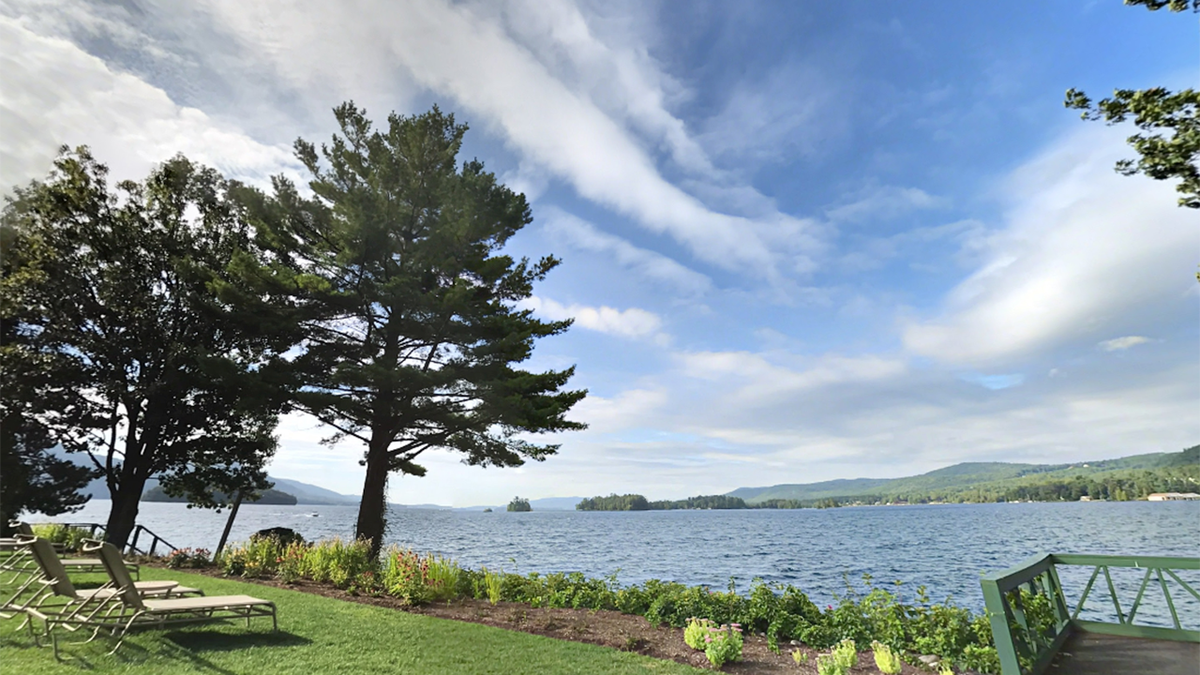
xmin=180 ymin=565 xmax=942 ymax=675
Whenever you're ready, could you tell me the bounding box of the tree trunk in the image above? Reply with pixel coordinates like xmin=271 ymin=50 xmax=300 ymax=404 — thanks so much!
xmin=355 ymin=440 xmax=390 ymax=558
xmin=105 ymin=475 xmax=147 ymax=550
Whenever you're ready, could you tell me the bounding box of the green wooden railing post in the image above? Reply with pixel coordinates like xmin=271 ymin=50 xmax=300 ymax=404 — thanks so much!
xmin=981 ymin=576 xmax=1024 ymax=675
xmin=981 ymin=553 xmax=1200 ymax=675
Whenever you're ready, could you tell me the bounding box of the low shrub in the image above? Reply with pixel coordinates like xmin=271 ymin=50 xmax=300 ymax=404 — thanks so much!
xmin=703 ymin=622 xmax=744 ymax=668
xmin=684 ymin=617 xmax=715 ymax=650
xmin=209 ymin=537 xmax=1001 ymax=673
xmin=816 ymin=653 xmax=845 ymax=675
xmin=30 ymin=524 xmax=93 ymax=552
xmin=165 ymin=547 xmax=212 ymax=569
xmin=832 ymin=638 xmax=857 ymax=670
xmin=872 ymin=640 xmax=903 ymax=674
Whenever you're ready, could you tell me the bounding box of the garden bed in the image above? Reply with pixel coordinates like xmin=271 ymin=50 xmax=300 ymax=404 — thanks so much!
xmin=184 ymin=565 xmax=952 ymax=674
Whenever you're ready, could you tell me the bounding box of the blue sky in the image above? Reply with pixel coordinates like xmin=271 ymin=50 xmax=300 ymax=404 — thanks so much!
xmin=2 ymin=0 xmax=1197 ymax=506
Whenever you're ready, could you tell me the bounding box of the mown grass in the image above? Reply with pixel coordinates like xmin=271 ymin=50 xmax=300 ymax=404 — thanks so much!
xmin=1 ymin=567 xmax=703 ymax=674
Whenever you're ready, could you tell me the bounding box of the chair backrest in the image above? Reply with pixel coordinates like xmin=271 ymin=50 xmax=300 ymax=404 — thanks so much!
xmin=25 ymin=537 xmax=79 ymax=599
xmin=83 ymin=540 xmax=144 ymax=610
xmin=12 ymin=522 xmax=33 ymax=536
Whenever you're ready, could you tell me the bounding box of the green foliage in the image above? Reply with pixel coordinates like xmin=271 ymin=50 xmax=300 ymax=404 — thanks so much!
xmin=164 ymin=547 xmax=212 ymax=569
xmin=249 ymin=104 xmax=586 ymax=554
xmin=29 ymin=523 xmax=93 ymax=552
xmin=684 ymin=617 xmax=715 ymax=650
xmin=1 ymin=147 xmax=288 ymax=547
xmin=792 ymin=650 xmax=809 ymax=664
xmin=0 ymin=567 xmax=707 ymax=675
xmin=1065 ymin=3 xmax=1199 ymax=209
xmin=507 ymin=497 xmax=532 ymax=512
xmin=734 ymin=447 xmax=1199 ymax=505
xmin=577 ymin=493 xmax=803 ymax=511
xmin=872 ymin=641 xmax=903 ymax=674
xmin=483 ymin=567 xmax=503 ymax=605
xmin=648 ymin=495 xmax=748 ymax=510
xmin=381 ymin=548 xmax=461 ymax=605
xmin=577 ymin=494 xmax=651 ymax=511
xmin=702 ymin=623 xmax=743 ymax=667
xmin=831 ymin=638 xmax=857 ymax=670
xmin=301 ymin=538 xmax=374 ymax=588
xmin=206 ymin=536 xmax=1000 ymax=672
xmin=816 ymin=653 xmax=845 ymax=675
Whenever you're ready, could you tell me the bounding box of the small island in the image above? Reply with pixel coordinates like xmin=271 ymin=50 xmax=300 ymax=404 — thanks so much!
xmin=507 ymin=497 xmax=532 ymax=512
xmin=143 ymin=485 xmax=298 ymax=505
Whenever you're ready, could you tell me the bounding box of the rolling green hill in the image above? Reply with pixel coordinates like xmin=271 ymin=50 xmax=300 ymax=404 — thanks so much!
xmin=729 ymin=446 xmax=1199 ymax=503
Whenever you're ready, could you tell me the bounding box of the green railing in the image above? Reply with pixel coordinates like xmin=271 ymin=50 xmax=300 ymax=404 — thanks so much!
xmin=980 ymin=553 xmax=1200 ymax=675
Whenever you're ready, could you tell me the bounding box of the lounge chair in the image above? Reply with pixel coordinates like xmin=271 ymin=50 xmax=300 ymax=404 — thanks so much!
xmin=4 ymin=537 xmax=201 ymax=623
xmin=32 ymin=540 xmax=276 ymax=657
xmin=1 ymin=534 xmax=140 ymax=583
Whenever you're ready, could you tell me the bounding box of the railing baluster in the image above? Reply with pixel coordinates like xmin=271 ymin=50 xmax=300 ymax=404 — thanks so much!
xmin=1046 ymin=564 xmax=1071 ymax=628
xmin=1101 ymin=566 xmax=1125 ymax=624
xmin=1156 ymin=569 xmax=1181 ymax=630
xmin=1072 ymin=565 xmax=1102 ymax=620
xmin=1163 ymin=568 xmax=1200 ymax=603
xmin=1126 ymin=568 xmax=1153 ymax=623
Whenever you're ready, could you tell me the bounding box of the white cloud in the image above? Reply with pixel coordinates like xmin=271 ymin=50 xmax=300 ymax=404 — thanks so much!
xmin=520 ymin=296 xmax=663 ymax=339
xmin=699 ymin=58 xmax=846 ymax=165
xmin=902 ymin=125 xmax=1199 ymax=366
xmin=0 ymin=16 xmax=299 ymax=193
xmin=1098 ymin=336 xmax=1151 ymax=352
xmin=826 ymin=185 xmax=945 ymax=223
xmin=196 ymin=0 xmax=822 ymax=278
xmin=541 ymin=208 xmax=712 ymax=295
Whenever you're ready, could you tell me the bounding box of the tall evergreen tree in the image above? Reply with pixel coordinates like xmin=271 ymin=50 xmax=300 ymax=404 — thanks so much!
xmin=254 ymin=104 xmax=586 ymax=556
xmin=0 ymin=148 xmax=292 ymax=547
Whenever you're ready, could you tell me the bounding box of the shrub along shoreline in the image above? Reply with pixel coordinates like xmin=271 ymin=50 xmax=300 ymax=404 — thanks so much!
xmin=199 ymin=536 xmax=1002 ymax=673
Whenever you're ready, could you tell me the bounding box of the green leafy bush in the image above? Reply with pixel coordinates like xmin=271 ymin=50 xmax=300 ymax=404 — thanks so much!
xmin=209 ymin=537 xmax=1000 ymax=672
xmin=30 ymin=524 xmax=93 ymax=552
xmin=165 ymin=547 xmax=212 ymax=569
xmin=703 ymin=622 xmax=744 ymax=667
xmin=684 ymin=617 xmax=715 ymax=650
xmin=872 ymin=640 xmax=903 ymax=674
xmin=482 ymin=567 xmax=502 ymax=605
xmin=832 ymin=638 xmax=857 ymax=670
xmin=816 ymin=653 xmax=845 ymax=675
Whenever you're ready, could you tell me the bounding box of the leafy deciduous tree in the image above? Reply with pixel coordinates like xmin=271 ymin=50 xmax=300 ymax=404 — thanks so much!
xmin=0 ymin=148 xmax=293 ymax=547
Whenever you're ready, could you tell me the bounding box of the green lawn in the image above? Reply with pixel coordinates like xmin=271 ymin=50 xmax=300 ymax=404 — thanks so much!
xmin=1 ymin=568 xmax=704 ymax=674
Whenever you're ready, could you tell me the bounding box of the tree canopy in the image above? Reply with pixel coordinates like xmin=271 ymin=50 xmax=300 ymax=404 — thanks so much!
xmin=1065 ymin=1 xmax=1199 ymax=208
xmin=250 ymin=104 xmax=586 ymax=555
xmin=0 ymin=148 xmax=292 ymax=546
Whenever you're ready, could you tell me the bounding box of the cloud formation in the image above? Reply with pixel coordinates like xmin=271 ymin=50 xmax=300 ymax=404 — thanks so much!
xmin=520 ymin=296 xmax=664 ymax=340
xmin=0 ymin=16 xmax=298 ymax=193
xmin=902 ymin=126 xmax=1199 ymax=367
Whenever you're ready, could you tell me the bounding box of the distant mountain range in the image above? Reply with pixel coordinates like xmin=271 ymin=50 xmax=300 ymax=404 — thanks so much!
xmin=727 ymin=446 xmax=1199 ymax=503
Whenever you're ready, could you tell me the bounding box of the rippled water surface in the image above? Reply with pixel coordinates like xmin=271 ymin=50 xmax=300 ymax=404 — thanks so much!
xmin=47 ymin=500 xmax=1200 ymax=620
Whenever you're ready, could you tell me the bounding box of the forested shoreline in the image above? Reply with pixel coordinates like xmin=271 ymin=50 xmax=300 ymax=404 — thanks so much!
xmin=576 ymin=463 xmax=1199 ymax=511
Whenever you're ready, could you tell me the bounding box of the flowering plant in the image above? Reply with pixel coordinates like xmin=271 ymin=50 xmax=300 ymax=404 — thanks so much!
xmin=703 ymin=622 xmax=743 ymax=667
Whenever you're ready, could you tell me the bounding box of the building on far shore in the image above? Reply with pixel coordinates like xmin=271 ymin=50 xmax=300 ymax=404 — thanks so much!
xmin=1147 ymin=492 xmax=1200 ymax=501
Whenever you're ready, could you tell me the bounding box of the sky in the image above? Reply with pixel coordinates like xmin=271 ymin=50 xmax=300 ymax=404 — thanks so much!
xmin=2 ymin=0 xmax=1197 ymax=507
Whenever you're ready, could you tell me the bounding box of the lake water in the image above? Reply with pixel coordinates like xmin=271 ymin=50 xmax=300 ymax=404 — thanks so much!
xmin=42 ymin=500 xmax=1200 ymax=625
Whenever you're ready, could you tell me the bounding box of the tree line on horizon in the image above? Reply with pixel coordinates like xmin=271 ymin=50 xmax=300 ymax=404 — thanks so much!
xmin=575 ymin=463 xmax=1198 ymax=511
xmin=576 ymin=493 xmax=805 ymax=511
xmin=0 ymin=103 xmax=587 ymax=555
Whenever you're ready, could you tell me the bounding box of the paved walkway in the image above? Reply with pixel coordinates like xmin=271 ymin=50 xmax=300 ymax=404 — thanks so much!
xmin=1050 ymin=632 xmax=1199 ymax=675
